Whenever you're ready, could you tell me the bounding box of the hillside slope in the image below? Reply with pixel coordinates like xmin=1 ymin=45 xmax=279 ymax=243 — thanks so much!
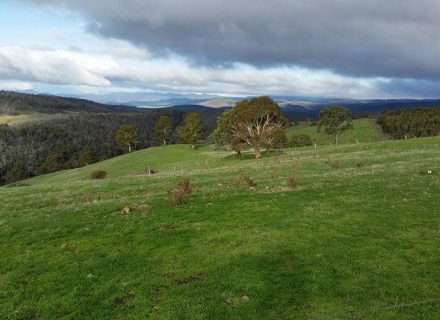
xmin=287 ymin=118 xmax=385 ymax=144
xmin=1 ymin=138 xmax=440 ymax=319
xmin=0 ymin=91 xmax=145 ymax=115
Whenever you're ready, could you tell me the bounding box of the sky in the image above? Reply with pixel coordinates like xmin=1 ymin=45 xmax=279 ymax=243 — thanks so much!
xmin=1 ymin=0 xmax=440 ymax=100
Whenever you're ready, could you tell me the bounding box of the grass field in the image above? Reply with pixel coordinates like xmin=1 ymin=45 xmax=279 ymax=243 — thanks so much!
xmin=0 ymin=113 xmax=65 ymax=126
xmin=1 ymin=138 xmax=440 ymax=319
xmin=287 ymin=118 xmax=385 ymax=145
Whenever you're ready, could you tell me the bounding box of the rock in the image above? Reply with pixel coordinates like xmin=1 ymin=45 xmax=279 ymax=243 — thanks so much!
xmin=87 ymin=273 xmax=96 ymax=279
xmin=226 ymin=298 xmax=233 ymax=305
xmin=122 ymin=207 xmax=131 ymax=214
xmin=145 ymin=167 xmax=158 ymax=175
xmin=240 ymin=295 xmax=250 ymax=303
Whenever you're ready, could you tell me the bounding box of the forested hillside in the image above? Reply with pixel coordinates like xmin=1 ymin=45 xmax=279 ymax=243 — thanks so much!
xmin=0 ymin=109 xmax=222 ymax=185
xmin=0 ymin=91 xmax=144 ymax=115
xmin=377 ymin=107 xmax=440 ymax=139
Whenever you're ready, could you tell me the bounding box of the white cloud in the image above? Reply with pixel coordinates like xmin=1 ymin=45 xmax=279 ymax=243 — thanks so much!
xmin=0 ymin=44 xmax=434 ymax=99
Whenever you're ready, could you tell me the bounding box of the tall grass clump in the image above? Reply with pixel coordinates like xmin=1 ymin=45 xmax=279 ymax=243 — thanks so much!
xmin=90 ymin=170 xmax=107 ymax=180
xmin=167 ymin=178 xmax=192 ymax=206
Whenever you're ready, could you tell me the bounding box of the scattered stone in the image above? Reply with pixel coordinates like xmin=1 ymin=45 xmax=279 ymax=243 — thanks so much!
xmin=226 ymin=298 xmax=233 ymax=305
xmin=152 ymin=306 xmax=160 ymax=312
xmin=145 ymin=193 xmax=154 ymax=200
xmin=122 ymin=206 xmax=131 ymax=214
xmin=145 ymin=167 xmax=158 ymax=175
xmin=240 ymin=295 xmax=250 ymax=303
xmin=87 ymin=273 xmax=96 ymax=279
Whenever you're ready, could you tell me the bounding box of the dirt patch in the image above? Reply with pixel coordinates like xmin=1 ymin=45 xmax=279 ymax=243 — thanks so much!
xmin=175 ymin=273 xmax=206 ymax=285
xmin=113 ymin=293 xmax=135 ymax=309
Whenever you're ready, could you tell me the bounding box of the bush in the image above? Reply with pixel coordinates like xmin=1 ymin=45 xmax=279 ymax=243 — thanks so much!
xmin=91 ymin=170 xmax=107 ymax=180
xmin=327 ymin=159 xmax=342 ymax=169
xmin=287 ymin=175 xmax=299 ymax=189
xmin=356 ymin=161 xmax=365 ymax=168
xmin=235 ymin=175 xmax=257 ymax=188
xmin=177 ymin=178 xmax=192 ymax=195
xmin=289 ymin=134 xmax=313 ymax=147
xmin=168 ymin=178 xmax=192 ymax=206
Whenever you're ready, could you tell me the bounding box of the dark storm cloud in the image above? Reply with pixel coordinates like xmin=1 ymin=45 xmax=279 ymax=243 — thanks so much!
xmin=21 ymin=0 xmax=440 ymax=80
xmin=379 ymin=79 xmax=440 ymax=98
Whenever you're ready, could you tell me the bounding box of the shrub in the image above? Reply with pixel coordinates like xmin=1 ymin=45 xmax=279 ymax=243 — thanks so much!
xmin=91 ymin=169 xmax=107 ymax=180
xmin=356 ymin=161 xmax=365 ymax=168
xmin=177 ymin=178 xmax=192 ymax=195
xmin=289 ymin=134 xmax=313 ymax=147
xmin=168 ymin=178 xmax=192 ymax=206
xmin=287 ymin=175 xmax=299 ymax=189
xmin=327 ymin=159 xmax=342 ymax=169
xmin=241 ymin=175 xmax=257 ymax=187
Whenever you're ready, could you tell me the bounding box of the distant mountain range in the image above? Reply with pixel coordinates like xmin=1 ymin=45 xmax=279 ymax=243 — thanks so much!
xmin=1 ymin=90 xmax=440 ymax=120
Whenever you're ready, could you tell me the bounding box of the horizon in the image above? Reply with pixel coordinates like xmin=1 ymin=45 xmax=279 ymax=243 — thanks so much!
xmin=2 ymin=1 xmax=440 ymax=101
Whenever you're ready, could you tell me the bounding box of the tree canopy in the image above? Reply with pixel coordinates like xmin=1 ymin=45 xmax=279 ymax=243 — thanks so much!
xmin=115 ymin=124 xmax=140 ymax=153
xmin=317 ymin=106 xmax=353 ymax=144
xmin=155 ymin=116 xmax=173 ymax=146
xmin=377 ymin=107 xmax=440 ymax=139
xmin=179 ymin=112 xmax=203 ymax=149
xmin=215 ymin=96 xmax=288 ymax=159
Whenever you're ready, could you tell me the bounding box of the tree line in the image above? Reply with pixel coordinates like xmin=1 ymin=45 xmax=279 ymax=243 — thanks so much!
xmin=377 ymin=107 xmax=440 ymax=139
xmin=0 ymin=109 xmax=221 ymax=185
xmin=1 ymin=95 xmax=364 ymax=185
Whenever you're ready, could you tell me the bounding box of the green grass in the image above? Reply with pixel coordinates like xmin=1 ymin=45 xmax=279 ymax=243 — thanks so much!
xmin=0 ymin=113 xmax=66 ymax=126
xmin=1 ymin=138 xmax=440 ymax=319
xmin=287 ymin=118 xmax=385 ymax=145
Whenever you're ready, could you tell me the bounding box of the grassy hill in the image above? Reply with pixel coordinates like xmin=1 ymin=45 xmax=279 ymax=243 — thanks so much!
xmin=0 ymin=113 xmax=68 ymax=126
xmin=287 ymin=118 xmax=385 ymax=145
xmin=1 ymin=139 xmax=440 ymax=319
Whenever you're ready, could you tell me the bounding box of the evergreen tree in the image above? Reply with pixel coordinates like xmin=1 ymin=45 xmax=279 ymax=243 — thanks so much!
xmin=179 ymin=112 xmax=203 ymax=149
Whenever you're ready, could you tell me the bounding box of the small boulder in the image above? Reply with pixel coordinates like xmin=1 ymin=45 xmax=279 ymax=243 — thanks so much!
xmin=240 ymin=295 xmax=250 ymax=303
xmin=122 ymin=206 xmax=131 ymax=214
xmin=145 ymin=167 xmax=158 ymax=175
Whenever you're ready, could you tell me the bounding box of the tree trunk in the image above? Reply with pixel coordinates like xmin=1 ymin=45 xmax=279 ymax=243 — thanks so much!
xmin=128 ymin=144 xmax=132 ymax=153
xmin=163 ymin=139 xmax=166 ymax=146
xmin=255 ymin=147 xmax=261 ymax=159
xmin=191 ymin=144 xmax=195 ymax=150
xmin=335 ymin=134 xmax=338 ymax=145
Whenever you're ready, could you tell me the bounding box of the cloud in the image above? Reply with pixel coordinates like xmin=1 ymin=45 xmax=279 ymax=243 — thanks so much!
xmin=20 ymin=0 xmax=440 ymax=81
xmin=0 ymin=46 xmax=113 ymax=86
xmin=0 ymin=44 xmax=393 ymax=98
